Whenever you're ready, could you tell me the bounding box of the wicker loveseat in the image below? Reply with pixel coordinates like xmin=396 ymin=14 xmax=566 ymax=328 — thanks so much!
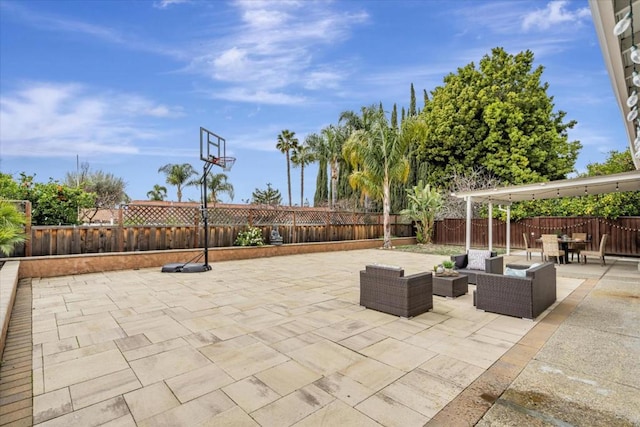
xmin=359 ymin=264 xmax=433 ymax=318
xmin=474 ymin=262 xmax=557 ymax=319
xmin=450 ymin=250 xmax=503 ymax=284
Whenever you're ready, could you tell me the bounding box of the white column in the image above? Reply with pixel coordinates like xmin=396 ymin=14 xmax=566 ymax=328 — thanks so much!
xmin=488 ymin=203 xmax=493 ymax=251
xmin=466 ymin=197 xmax=472 ymax=251
xmin=506 ymin=205 xmax=511 ymax=255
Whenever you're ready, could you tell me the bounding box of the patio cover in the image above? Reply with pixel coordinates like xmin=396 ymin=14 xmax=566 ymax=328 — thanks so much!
xmin=451 ymin=170 xmax=640 ymax=254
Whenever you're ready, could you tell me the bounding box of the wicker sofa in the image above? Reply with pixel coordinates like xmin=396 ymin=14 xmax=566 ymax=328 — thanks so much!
xmin=359 ymin=264 xmax=433 ymax=318
xmin=474 ymin=262 xmax=557 ymax=319
xmin=450 ymin=250 xmax=503 ymax=284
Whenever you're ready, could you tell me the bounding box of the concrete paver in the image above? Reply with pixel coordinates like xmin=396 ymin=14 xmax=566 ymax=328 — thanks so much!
xmin=1 ymin=248 xmax=638 ymax=426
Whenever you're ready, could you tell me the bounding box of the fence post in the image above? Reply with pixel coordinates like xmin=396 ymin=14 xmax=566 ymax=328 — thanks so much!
xmin=118 ymin=207 xmax=125 ymax=252
xmin=24 ymin=201 xmax=32 ymax=257
xmin=292 ymin=209 xmax=297 ymax=243
xmin=194 ymin=207 xmax=200 ymax=249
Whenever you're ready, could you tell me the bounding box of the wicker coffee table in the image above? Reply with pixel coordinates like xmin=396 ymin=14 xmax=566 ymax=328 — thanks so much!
xmin=433 ymin=274 xmax=468 ymax=298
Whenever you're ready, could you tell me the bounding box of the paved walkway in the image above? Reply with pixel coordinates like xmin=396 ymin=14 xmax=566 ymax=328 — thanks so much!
xmin=0 ymin=249 xmax=638 ymax=426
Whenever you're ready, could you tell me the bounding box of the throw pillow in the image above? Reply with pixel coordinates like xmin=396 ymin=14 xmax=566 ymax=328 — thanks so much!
xmin=454 ymin=256 xmax=466 ymax=269
xmin=467 ymin=249 xmax=492 ymax=270
xmin=504 ymin=267 xmax=527 ymax=277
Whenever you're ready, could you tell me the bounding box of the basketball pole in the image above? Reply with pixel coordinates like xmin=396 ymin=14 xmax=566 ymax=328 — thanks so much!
xmin=201 ymin=160 xmax=213 ymax=270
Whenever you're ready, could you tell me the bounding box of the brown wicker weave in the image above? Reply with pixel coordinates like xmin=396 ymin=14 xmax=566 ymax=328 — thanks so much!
xmin=433 ymin=275 xmax=468 ymax=298
xmin=359 ymin=265 xmax=433 ymax=318
xmin=474 ymin=262 xmax=556 ymax=319
xmin=450 ymin=252 xmax=503 ymax=284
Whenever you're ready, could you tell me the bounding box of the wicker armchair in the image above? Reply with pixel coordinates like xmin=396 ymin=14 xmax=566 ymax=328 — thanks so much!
xmin=474 ymin=262 xmax=557 ymax=319
xmin=360 ymin=264 xmax=433 ymax=318
xmin=450 ymin=251 xmax=503 ymax=284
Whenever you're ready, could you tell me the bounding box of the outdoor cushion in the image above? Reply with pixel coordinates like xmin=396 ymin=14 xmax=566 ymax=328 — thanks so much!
xmin=504 ymin=266 xmax=527 ymax=277
xmin=454 ymin=256 xmax=467 ymax=269
xmin=467 ymin=249 xmax=492 ymax=270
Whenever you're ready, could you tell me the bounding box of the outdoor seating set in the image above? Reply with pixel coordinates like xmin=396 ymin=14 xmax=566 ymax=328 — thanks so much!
xmin=531 ymin=233 xmax=608 ymax=266
xmin=360 ymin=249 xmax=557 ymax=320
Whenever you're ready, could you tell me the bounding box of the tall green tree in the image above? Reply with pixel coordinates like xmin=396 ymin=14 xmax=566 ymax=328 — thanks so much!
xmin=251 ymin=183 xmax=282 ymax=206
xmin=318 ymin=125 xmax=346 ymax=209
xmin=417 ymin=47 xmax=580 ymax=186
xmin=342 ymin=105 xmax=411 ymax=249
xmin=307 ymin=133 xmax=329 ymax=206
xmin=158 ymin=163 xmax=198 ymax=202
xmin=276 ymin=129 xmax=299 ymax=206
xmin=409 ymin=83 xmax=417 ymax=116
xmin=291 ymin=139 xmax=315 ymax=207
xmin=391 ymin=104 xmax=398 ymax=129
xmin=147 ymin=184 xmax=167 ymax=201
xmin=206 ymin=173 xmax=234 ymax=203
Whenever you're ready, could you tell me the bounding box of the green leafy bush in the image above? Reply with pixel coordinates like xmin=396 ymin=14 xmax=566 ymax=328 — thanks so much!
xmin=234 ymin=226 xmax=265 ymax=246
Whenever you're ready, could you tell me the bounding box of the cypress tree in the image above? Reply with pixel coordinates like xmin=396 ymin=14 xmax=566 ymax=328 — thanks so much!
xmin=314 ymin=158 xmax=329 ymax=206
xmin=391 ymin=104 xmax=398 ymax=129
xmin=409 ymin=83 xmax=417 ymax=117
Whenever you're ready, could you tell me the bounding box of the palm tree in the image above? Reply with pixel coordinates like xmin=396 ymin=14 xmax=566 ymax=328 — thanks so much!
xmin=146 ymin=184 xmax=168 ymax=201
xmin=157 ymin=163 xmax=198 ymax=202
xmin=0 ymin=200 xmax=28 ymax=256
xmin=291 ymin=140 xmax=315 ymax=207
xmin=342 ymin=105 xmax=411 ymax=249
xmin=276 ymin=130 xmax=299 ymax=206
xmin=206 ymin=173 xmax=234 ymax=203
xmin=319 ymin=125 xmax=346 ymax=209
xmin=399 ymin=181 xmax=443 ymax=244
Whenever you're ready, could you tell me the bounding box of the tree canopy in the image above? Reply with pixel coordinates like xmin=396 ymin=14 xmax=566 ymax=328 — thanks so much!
xmin=251 ymin=183 xmax=282 ymax=206
xmin=416 ymin=47 xmax=581 ymax=186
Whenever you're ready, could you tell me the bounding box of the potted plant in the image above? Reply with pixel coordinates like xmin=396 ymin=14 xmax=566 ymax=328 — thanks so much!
xmin=442 ymin=260 xmax=455 ymax=272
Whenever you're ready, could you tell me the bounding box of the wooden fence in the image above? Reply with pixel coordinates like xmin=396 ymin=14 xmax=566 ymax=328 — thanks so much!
xmin=432 ymin=216 xmax=640 ymax=256
xmin=7 ymin=200 xmax=640 ymax=257
xmin=15 ymin=205 xmax=413 ymax=256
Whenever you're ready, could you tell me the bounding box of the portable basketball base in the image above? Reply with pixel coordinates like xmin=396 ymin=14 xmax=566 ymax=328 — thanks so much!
xmin=162 ymin=127 xmax=235 ymax=273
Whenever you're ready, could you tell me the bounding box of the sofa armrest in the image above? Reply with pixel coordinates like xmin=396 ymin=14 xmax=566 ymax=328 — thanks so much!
xmin=485 ymin=256 xmax=504 ymax=275
xmin=403 ymin=271 xmax=433 ymax=282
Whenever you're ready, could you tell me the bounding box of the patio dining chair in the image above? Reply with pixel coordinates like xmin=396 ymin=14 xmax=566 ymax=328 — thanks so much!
xmin=523 ymin=233 xmax=543 ymax=261
xmin=568 ymin=232 xmax=587 ymax=262
xmin=541 ymin=234 xmax=565 ymax=265
xmin=581 ymin=234 xmax=608 ymax=266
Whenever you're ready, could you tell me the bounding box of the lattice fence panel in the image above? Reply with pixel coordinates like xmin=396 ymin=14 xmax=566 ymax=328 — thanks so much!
xmin=295 ymin=210 xmax=328 ymax=225
xmin=123 ymin=205 xmax=198 ymax=226
xmin=208 ymin=207 xmax=251 ymax=225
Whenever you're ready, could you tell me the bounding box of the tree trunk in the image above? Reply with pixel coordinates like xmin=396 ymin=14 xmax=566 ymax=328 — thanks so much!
xmin=301 ymin=164 xmax=305 ymax=206
xmin=286 ymin=151 xmax=292 ymax=206
xmin=382 ymin=177 xmax=391 ymax=249
xmin=330 ymin=158 xmax=339 ymax=210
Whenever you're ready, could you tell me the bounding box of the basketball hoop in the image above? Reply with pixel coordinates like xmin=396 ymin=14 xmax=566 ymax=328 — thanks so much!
xmin=212 ymin=156 xmax=236 ymax=172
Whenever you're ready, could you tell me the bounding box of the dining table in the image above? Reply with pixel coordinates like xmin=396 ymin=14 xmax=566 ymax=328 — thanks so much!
xmin=535 ymin=236 xmax=591 ymax=264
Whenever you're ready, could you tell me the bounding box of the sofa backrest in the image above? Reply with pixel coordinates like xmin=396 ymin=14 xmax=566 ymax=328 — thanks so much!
xmin=365 ymin=264 xmax=404 ymax=277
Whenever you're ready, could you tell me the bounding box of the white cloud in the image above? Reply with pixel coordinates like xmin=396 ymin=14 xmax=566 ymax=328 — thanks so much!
xmin=522 ymin=0 xmax=591 ymax=32
xmin=154 ymin=0 xmax=190 ymax=9
xmin=187 ymin=0 xmax=369 ymax=105
xmin=212 ymin=88 xmax=306 ymax=105
xmin=0 ymin=82 xmax=183 ymax=158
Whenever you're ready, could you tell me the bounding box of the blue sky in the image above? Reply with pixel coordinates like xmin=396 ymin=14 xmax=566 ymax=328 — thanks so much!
xmin=0 ymin=0 xmax=625 ymax=205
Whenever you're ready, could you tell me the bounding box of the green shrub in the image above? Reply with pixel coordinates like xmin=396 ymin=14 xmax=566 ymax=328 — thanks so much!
xmin=234 ymin=226 xmax=265 ymax=246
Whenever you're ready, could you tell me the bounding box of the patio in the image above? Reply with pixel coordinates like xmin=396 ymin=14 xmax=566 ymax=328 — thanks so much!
xmin=1 ymin=248 xmax=638 ymax=426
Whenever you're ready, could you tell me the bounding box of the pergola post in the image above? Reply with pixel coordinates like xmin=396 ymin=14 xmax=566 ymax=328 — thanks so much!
xmin=465 ymin=196 xmax=472 ymax=252
xmin=488 ymin=203 xmax=493 ymax=252
xmin=506 ymin=205 xmax=511 ymax=255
